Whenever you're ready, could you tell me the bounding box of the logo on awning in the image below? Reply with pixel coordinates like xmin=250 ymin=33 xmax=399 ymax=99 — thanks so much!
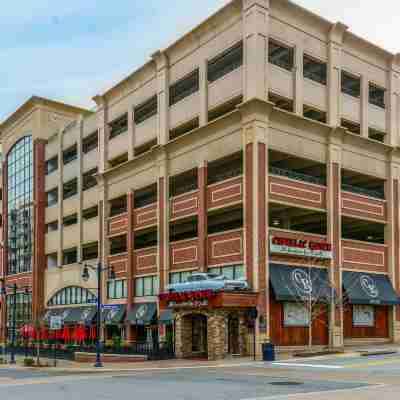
xmin=291 ymin=269 xmax=313 ymax=297
xmin=136 ymin=304 xmax=148 ymax=320
xmin=360 ymin=275 xmax=379 ymax=298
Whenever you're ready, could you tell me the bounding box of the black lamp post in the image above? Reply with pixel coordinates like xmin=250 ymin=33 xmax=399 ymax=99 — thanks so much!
xmin=80 ymin=262 xmax=115 ymax=368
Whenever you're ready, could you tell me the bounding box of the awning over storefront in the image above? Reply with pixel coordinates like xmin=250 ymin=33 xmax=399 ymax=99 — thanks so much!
xmin=342 ymin=271 xmax=400 ymax=305
xmin=126 ymin=303 xmax=157 ymax=325
xmin=270 ymin=263 xmax=334 ymax=303
xmin=102 ymin=305 xmax=126 ymax=325
xmin=63 ymin=307 xmax=97 ymax=325
xmin=158 ymin=309 xmax=174 ymax=325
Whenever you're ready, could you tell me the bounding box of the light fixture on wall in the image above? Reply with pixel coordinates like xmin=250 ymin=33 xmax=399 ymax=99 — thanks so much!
xmin=272 ymin=219 xmax=281 ymax=227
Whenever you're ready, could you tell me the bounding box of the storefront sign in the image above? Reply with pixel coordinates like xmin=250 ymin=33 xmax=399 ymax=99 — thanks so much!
xmin=50 ymin=316 xmax=62 ymax=330
xmin=283 ymin=302 xmax=310 ymax=327
xmin=159 ymin=290 xmax=216 ymax=308
xmin=353 ymin=304 xmax=374 ymax=327
xmin=270 ymin=236 xmax=332 ymax=259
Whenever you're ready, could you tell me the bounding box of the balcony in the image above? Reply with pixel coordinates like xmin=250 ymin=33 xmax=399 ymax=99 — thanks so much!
xmin=341 ymin=183 xmax=384 ymax=200
xmin=207 ymin=229 xmax=243 ymax=267
xmin=134 ymin=246 xmax=158 ymax=275
xmin=170 ymin=191 xmax=199 ymax=220
xmin=208 ymin=66 xmax=242 ymax=109
xmin=207 ymin=176 xmax=243 ymax=210
xmin=341 ymin=239 xmax=387 ymax=273
xmin=108 ymin=253 xmax=128 ymax=277
xmin=134 ymin=203 xmax=157 ymax=230
xmin=170 ymin=238 xmax=199 ymax=270
xmin=269 ymin=167 xmax=327 ymax=210
xmin=108 ymin=213 xmax=128 ymax=236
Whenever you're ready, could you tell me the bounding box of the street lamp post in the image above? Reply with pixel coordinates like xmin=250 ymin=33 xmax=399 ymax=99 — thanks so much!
xmin=80 ymin=262 xmax=115 ymax=368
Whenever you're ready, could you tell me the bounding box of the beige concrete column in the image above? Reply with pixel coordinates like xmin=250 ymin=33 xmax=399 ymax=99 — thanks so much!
xmin=242 ymin=0 xmax=269 ymax=101
xmin=128 ymin=106 xmax=135 ymax=160
xmin=327 ymin=128 xmax=345 ymax=348
xmin=294 ymin=42 xmax=304 ymax=116
xmin=361 ymin=75 xmax=369 ymax=138
xmin=93 ymin=95 xmax=109 ymax=172
xmin=239 ymin=98 xmax=273 ymax=358
xmin=77 ymin=116 xmax=84 ymax=262
xmin=387 ymin=55 xmax=400 ymax=147
xmin=152 ymin=51 xmax=170 ymax=146
xmin=328 ymin=23 xmax=348 ymax=127
xmin=57 ymin=127 xmax=64 ymax=267
xmin=199 ymin=59 xmax=208 ymax=126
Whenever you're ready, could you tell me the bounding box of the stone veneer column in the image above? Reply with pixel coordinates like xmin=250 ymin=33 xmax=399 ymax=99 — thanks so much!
xmin=327 ymin=23 xmax=348 ymax=127
xmin=207 ymin=311 xmax=227 ymax=361
xmin=126 ymin=191 xmax=135 ymax=342
xmin=0 ymin=161 xmax=8 ymax=342
xmin=327 ymin=130 xmax=344 ymax=348
xmin=240 ymin=99 xmax=272 ymax=359
xmin=198 ymin=161 xmax=208 ymax=272
xmin=32 ymin=139 xmax=46 ymax=322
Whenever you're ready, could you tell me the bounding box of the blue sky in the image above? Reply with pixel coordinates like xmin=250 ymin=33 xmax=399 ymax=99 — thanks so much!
xmin=1 ymin=0 xmax=399 ymax=121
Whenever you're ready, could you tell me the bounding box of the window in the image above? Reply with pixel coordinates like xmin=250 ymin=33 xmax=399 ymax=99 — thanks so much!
xmin=109 ymin=196 xmax=127 ymax=217
xmin=63 ymin=178 xmax=78 ymax=200
xmin=368 ymin=128 xmax=386 ymax=143
xmin=268 ymin=40 xmax=294 ymax=71
xmin=135 ymin=275 xmax=159 ymax=297
xmin=303 ymin=54 xmax=327 ymax=85
xmin=47 ymin=286 xmax=96 ymax=306
xmin=82 ymin=205 xmax=98 ymax=220
xmin=207 ymin=207 xmax=243 ymax=235
xmin=134 ymin=229 xmax=157 ymax=249
xmin=170 ymin=218 xmax=198 ymax=242
xmin=82 ymin=131 xmax=98 ymax=154
xmin=47 ymin=253 xmax=58 ymax=269
xmin=82 ymin=168 xmax=98 ymax=191
xmin=208 ymin=95 xmax=243 ymax=122
xmin=46 ymin=188 xmax=58 ymax=207
xmin=169 ymin=169 xmax=197 ymax=198
xmin=45 ymin=156 xmax=58 ymax=175
xmin=63 ymin=213 xmax=78 ymax=227
xmin=341 ymin=119 xmax=361 ymax=135
xmin=353 ymin=305 xmax=374 ymax=327
xmin=110 ymin=235 xmax=127 ymax=255
xmin=63 ymin=144 xmax=78 ymax=165
xmin=109 ymin=153 xmax=128 ymax=168
xmin=63 ymin=247 xmax=77 ymax=265
xmin=341 ymin=71 xmax=360 ymax=98
xmin=208 ymin=42 xmax=243 ymax=83
xmin=6 ymin=292 xmax=32 ymax=337
xmin=6 ymin=136 xmax=33 ymax=275
xmin=134 ymin=96 xmax=158 ymax=124
xmin=268 ymin=92 xmax=294 ymax=112
xmin=134 ymin=184 xmax=157 ymax=208
xmin=109 ymin=113 xmax=128 ymax=139
xmin=283 ymin=302 xmax=310 ymax=327
xmin=208 ymin=265 xmax=245 ymax=280
xmin=46 ymin=220 xmax=58 ymax=233
xmin=169 ymin=69 xmax=199 ymax=106
xmin=82 ymin=242 xmax=98 ymax=261
xmin=169 ymin=118 xmax=199 ymax=141
xmin=369 ymin=83 xmax=385 ymax=109
xmin=107 ymin=279 xmax=127 ymax=299
xmin=207 ymin=152 xmax=243 ymax=185
xmin=169 ymin=271 xmax=193 ymax=284
xmin=303 ymin=105 xmax=327 ymax=123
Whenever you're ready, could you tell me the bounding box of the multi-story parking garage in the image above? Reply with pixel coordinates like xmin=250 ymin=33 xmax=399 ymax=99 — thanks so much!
xmin=1 ymin=0 xmax=400 ymax=360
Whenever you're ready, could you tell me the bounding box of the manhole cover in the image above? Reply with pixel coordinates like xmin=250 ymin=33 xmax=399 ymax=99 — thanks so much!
xmin=269 ymin=381 xmax=303 ymax=386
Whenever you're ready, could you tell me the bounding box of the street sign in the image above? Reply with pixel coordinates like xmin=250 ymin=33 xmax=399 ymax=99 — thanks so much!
xmin=102 ymin=304 xmax=120 ymax=310
xmin=50 ymin=316 xmax=62 ymax=330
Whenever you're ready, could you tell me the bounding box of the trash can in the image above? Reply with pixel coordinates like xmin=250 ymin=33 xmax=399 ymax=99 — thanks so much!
xmin=262 ymin=342 xmax=275 ymax=361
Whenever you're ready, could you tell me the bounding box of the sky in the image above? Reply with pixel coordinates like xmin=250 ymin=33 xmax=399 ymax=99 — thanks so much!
xmin=1 ymin=0 xmax=399 ymax=121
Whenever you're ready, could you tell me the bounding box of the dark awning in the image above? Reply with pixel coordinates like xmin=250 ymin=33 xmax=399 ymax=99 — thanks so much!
xmin=158 ymin=309 xmax=174 ymax=325
xmin=270 ymin=263 xmax=334 ymax=303
xmin=126 ymin=303 xmax=157 ymax=325
xmin=63 ymin=307 xmax=97 ymax=325
xmin=43 ymin=308 xmax=67 ymax=324
xmin=343 ymin=271 xmax=400 ymax=305
xmin=102 ymin=305 xmax=126 ymax=325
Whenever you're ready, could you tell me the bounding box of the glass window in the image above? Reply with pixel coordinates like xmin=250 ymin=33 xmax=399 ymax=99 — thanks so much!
xmin=208 ymin=265 xmax=245 ymax=280
xmin=45 ymin=156 xmax=58 ymax=175
xmin=369 ymin=83 xmax=385 ymax=108
xmin=368 ymin=128 xmax=386 ymax=143
xmin=109 ymin=114 xmax=128 ymax=139
xmin=63 ymin=178 xmax=78 ymax=200
xmin=82 ymin=206 xmax=98 ymax=220
xmin=135 ymin=276 xmax=158 ymax=297
xmin=268 ymin=92 xmax=294 ymax=112
xmin=268 ymin=40 xmax=294 ymax=71
xmin=82 ymin=168 xmax=98 ymax=191
xmin=63 ymin=213 xmax=78 ymax=227
xmin=63 ymin=144 xmax=77 ymax=165
xmin=283 ymin=302 xmax=310 ymax=327
xmin=46 ymin=220 xmax=58 ymax=233
xmin=341 ymin=119 xmax=361 ymax=135
xmin=82 ymin=131 xmax=98 ymax=154
xmin=303 ymin=105 xmax=327 ymax=123
xmin=7 ymin=136 xmax=33 ymax=275
xmin=63 ymin=248 xmax=77 ymax=265
xmin=134 ymin=96 xmax=158 ymax=124
xmin=169 ymin=271 xmax=192 ymax=284
xmin=208 ymin=42 xmax=243 ymax=83
xmin=169 ymin=69 xmax=199 ymax=106
xmin=303 ymin=54 xmax=327 ymax=85
xmin=341 ymin=71 xmax=360 ymax=98
xmin=82 ymin=242 xmax=98 ymax=261
xmin=47 ymin=286 xmax=95 ymax=306
xmin=6 ymin=292 xmax=32 ymax=338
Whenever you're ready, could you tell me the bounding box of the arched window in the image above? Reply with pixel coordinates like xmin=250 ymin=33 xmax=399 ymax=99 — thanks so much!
xmin=7 ymin=136 xmax=33 ymax=275
xmin=47 ymin=286 xmax=96 ymax=306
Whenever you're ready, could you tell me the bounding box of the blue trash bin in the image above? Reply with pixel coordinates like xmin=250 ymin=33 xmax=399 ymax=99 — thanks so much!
xmin=262 ymin=342 xmax=275 ymax=361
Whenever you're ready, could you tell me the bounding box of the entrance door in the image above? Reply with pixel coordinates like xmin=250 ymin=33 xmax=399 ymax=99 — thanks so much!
xmin=228 ymin=316 xmax=240 ymax=355
xmin=191 ymin=315 xmax=207 ymax=355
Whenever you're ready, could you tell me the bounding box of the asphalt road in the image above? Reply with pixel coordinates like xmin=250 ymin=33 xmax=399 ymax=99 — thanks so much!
xmin=1 ymin=353 xmax=400 ymax=400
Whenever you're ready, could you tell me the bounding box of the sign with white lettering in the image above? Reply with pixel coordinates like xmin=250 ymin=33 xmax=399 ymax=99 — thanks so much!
xmin=270 ymin=236 xmax=332 ymax=259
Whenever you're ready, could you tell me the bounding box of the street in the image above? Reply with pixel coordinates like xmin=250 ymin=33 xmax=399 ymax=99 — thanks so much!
xmin=1 ymin=352 xmax=400 ymax=399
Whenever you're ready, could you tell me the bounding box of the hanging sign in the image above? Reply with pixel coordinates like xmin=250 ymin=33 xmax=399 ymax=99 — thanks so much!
xmin=270 ymin=236 xmax=332 ymax=259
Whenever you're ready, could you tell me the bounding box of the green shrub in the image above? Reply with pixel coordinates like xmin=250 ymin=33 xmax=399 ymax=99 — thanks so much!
xmin=23 ymin=358 xmax=35 ymax=367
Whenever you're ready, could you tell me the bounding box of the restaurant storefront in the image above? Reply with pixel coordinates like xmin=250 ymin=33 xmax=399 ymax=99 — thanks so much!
xmin=126 ymin=303 xmax=158 ymax=346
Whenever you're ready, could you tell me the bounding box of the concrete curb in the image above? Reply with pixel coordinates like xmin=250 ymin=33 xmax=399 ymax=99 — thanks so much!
xmin=359 ymin=349 xmax=399 ymax=357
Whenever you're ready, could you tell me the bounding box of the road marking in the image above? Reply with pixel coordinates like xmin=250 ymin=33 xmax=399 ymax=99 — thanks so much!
xmin=346 ymin=358 xmax=400 ymax=369
xmin=271 ymin=362 xmax=343 ymax=369
xmin=241 ymin=383 xmax=386 ymax=400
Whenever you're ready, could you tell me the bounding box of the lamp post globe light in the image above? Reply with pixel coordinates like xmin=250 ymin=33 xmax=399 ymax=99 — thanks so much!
xmin=80 ymin=262 xmax=115 ymax=368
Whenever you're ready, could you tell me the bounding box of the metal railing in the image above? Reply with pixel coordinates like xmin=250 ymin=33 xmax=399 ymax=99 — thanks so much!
xmin=269 ymin=166 xmax=326 ymax=186
xmin=341 ymin=183 xmax=385 ymax=200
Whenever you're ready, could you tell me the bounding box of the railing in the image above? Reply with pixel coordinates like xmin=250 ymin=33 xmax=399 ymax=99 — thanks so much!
xmin=341 ymin=183 xmax=384 ymax=200
xmin=269 ymin=166 xmax=326 ymax=186
xmin=208 ymin=168 xmax=242 ymax=185
xmin=170 ymin=183 xmax=198 ymax=198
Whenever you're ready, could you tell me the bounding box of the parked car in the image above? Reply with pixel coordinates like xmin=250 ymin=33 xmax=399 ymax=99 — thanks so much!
xmin=167 ymin=272 xmax=248 ymax=292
